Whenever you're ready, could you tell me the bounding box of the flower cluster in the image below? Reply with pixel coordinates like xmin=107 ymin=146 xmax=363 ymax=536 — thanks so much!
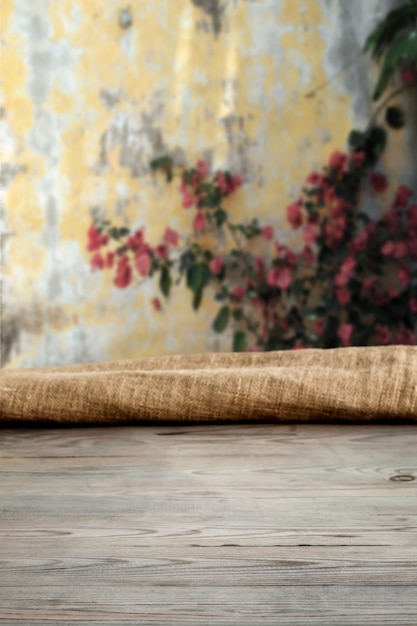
xmin=87 ymin=142 xmax=417 ymax=351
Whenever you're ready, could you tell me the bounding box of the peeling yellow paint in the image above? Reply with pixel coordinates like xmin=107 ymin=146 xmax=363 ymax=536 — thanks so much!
xmin=2 ymin=36 xmax=34 ymax=136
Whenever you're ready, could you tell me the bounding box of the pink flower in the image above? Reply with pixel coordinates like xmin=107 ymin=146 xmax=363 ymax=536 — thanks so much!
xmin=393 ymin=185 xmax=413 ymax=212
xmin=384 ymin=287 xmax=400 ymax=301
xmin=376 ymin=325 xmax=391 ymax=345
xmin=303 ymin=223 xmax=318 ymax=245
xmin=127 ymin=229 xmax=145 ymax=251
xmin=325 ymin=216 xmax=346 ymax=248
xmin=336 ymin=288 xmax=350 ymax=305
xmin=329 ymin=151 xmax=348 ymax=174
xmin=394 ymin=327 xmax=416 ymax=345
xmin=135 ymin=252 xmax=151 ymax=277
xmin=151 ymin=298 xmax=162 ymax=313
xmin=114 ymin=256 xmax=132 ymax=289
xmin=209 ymin=256 xmax=224 ymax=275
xmin=87 ymin=225 xmax=109 ymax=252
xmin=401 ymin=63 xmax=417 ymax=85
xmin=331 ymin=198 xmax=351 ymax=218
xmin=105 ymin=251 xmax=115 ymax=268
xmin=393 ymin=242 xmax=408 ymax=259
xmin=301 ymin=245 xmax=315 ymax=267
xmin=91 ymin=252 xmax=104 ymax=271
xmin=262 ymin=225 xmax=274 ymax=241
xmin=337 ymin=257 xmax=355 ymax=285
xmin=338 ymin=323 xmax=353 ymax=347
xmin=196 ymin=160 xmax=209 ymax=178
xmin=313 ymin=318 xmax=325 ymax=335
xmin=164 ymin=227 xmax=179 ymax=247
xmin=341 ymin=256 xmax=356 ymax=276
xmin=397 ymin=266 xmax=410 ymax=286
xmin=286 ymin=200 xmax=303 ymax=229
xmin=335 ymin=271 xmax=349 ymax=288
xmin=384 ymin=211 xmax=400 ymax=236
xmin=370 ymin=172 xmax=388 ymax=194
xmin=382 ymin=241 xmax=407 ymax=259
xmin=409 ymin=298 xmax=417 ymax=313
xmin=307 ymin=172 xmax=323 ymax=186
xmin=216 ymin=172 xmax=229 ymax=195
xmin=364 ymin=276 xmax=377 ymax=294
xmin=154 ymin=243 xmax=168 ymax=259
xmin=293 ymin=344 xmax=307 ymax=350
xmin=245 ymin=347 xmax=262 ymax=353
xmin=283 ymin=247 xmax=297 ymax=266
xmin=381 ymin=241 xmax=395 ymax=257
xmin=407 ymin=205 xmax=417 ymax=229
xmin=231 ymin=173 xmax=243 ymax=190
xmin=231 ymin=285 xmax=245 ymax=301
xmin=350 ymin=151 xmax=365 ymax=168
xmin=255 ymin=255 xmax=265 ymax=276
xmin=408 ymin=237 xmax=417 ymax=259
xmin=366 ymin=221 xmax=378 ymax=238
xmin=324 ymin=187 xmax=336 ymax=205
xmin=180 ymin=175 xmax=187 ymax=193
xmin=348 ymin=231 xmax=368 ymax=253
xmin=151 ymin=297 xmax=162 ymax=312
xmin=267 ymin=266 xmax=292 ymax=290
xmin=182 ymin=190 xmax=197 ymax=209
xmin=193 ymin=211 xmax=206 ymax=232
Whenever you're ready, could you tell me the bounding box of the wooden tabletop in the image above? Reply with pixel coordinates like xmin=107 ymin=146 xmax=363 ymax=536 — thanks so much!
xmin=0 ymin=424 xmax=416 ymax=625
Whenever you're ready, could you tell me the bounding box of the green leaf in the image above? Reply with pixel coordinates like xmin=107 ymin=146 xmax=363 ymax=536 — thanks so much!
xmin=364 ymin=4 xmax=417 ymax=59
xmin=149 ymin=156 xmax=174 ymax=182
xmin=159 ymin=266 xmax=172 ymax=298
xmin=109 ymin=227 xmax=121 ymax=240
xmin=214 ymin=208 xmax=227 ymax=227
xmin=192 ymin=288 xmax=203 ymax=311
xmin=118 ymin=227 xmax=130 ymax=237
xmin=233 ymin=309 xmax=243 ymax=321
xmin=373 ymin=29 xmax=417 ymax=100
xmin=233 ymin=330 xmax=247 ymax=352
xmin=187 ymin=263 xmax=210 ymax=294
xmin=150 ymin=155 xmax=173 ymax=170
xmin=348 ymin=130 xmax=367 ymax=151
xmin=385 ymin=106 xmax=406 ymax=129
xmin=304 ymin=309 xmax=319 ymax=321
xmin=213 ymin=306 xmax=230 ymax=333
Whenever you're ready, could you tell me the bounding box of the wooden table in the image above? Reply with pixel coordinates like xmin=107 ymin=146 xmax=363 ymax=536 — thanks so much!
xmin=0 ymin=424 xmax=416 ymax=625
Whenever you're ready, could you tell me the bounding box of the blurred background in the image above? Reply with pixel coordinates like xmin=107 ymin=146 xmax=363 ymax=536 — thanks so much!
xmin=2 ymin=0 xmax=416 ymax=368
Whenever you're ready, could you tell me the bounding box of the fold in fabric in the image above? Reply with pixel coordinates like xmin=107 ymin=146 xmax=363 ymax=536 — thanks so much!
xmin=1 ymin=346 xmax=416 ymax=424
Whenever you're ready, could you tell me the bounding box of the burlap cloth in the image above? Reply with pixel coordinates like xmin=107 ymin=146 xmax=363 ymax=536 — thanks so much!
xmin=1 ymin=346 xmax=416 ymax=424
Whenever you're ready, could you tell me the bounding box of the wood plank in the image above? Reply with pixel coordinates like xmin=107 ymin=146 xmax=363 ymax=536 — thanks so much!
xmin=0 ymin=424 xmax=416 ymax=625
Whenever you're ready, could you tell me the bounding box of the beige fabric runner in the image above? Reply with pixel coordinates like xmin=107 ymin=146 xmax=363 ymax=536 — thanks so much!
xmin=1 ymin=346 xmax=416 ymax=424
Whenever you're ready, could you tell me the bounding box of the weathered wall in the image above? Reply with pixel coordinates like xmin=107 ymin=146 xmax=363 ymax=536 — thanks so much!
xmin=1 ymin=0 xmax=413 ymax=368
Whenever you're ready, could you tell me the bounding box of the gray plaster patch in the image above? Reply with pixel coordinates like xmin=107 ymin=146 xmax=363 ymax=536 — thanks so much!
xmin=192 ymin=0 xmax=225 ymax=38
xmin=41 ymin=192 xmax=60 ymax=252
xmin=100 ymin=88 xmax=121 ymax=109
xmin=96 ymin=96 xmax=185 ymax=178
xmin=221 ymin=114 xmax=255 ymax=180
xmin=0 ymin=306 xmax=20 ymax=368
xmin=0 ymin=163 xmax=27 ymax=188
xmin=119 ymin=8 xmax=133 ymax=29
xmin=316 ymin=0 xmax=403 ymax=127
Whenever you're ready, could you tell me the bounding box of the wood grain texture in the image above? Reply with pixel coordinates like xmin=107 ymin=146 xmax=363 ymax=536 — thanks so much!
xmin=0 ymin=424 xmax=416 ymax=625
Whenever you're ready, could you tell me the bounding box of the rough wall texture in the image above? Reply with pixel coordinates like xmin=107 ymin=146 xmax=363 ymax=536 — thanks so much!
xmin=1 ymin=0 xmax=414 ymax=368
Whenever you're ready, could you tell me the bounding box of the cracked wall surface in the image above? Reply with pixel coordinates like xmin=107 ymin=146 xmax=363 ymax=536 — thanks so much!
xmin=1 ymin=0 xmax=415 ymax=368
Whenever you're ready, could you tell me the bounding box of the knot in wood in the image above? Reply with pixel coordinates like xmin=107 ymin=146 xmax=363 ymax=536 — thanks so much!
xmin=389 ymin=474 xmax=415 ymax=482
